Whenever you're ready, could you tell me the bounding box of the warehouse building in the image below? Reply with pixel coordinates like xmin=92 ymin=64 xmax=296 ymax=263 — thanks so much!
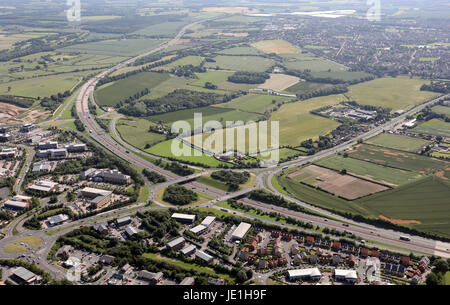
xmin=171 ymin=213 xmax=196 ymax=224
xmin=179 ymin=277 xmax=195 ymax=285
xmin=196 ymin=250 xmax=213 ymax=263
xmin=81 ymin=168 xmax=130 ymax=184
xmin=11 ymin=267 xmax=38 ymax=284
xmin=334 ymin=269 xmax=358 ymax=284
xmin=190 ymin=224 xmax=207 ymax=235
xmin=180 ymin=244 xmax=196 ymax=256
xmin=47 ymin=214 xmax=69 ymax=226
xmin=28 ymin=180 xmax=59 ymax=193
xmin=166 ymin=237 xmax=185 ymax=251
xmin=231 ymin=222 xmax=251 ymax=241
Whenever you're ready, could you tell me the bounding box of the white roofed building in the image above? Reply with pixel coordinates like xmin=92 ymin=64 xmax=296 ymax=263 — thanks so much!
xmin=231 ymin=222 xmax=251 ymax=240
xmin=287 ymin=268 xmax=322 ymax=281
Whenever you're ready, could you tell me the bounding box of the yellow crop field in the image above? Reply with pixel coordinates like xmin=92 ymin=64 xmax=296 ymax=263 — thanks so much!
xmin=252 ymin=40 xmax=300 ymax=54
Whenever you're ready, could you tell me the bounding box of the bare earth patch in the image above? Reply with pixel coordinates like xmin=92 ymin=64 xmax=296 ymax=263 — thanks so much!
xmin=0 ymin=102 xmax=49 ymax=124
xmin=289 ymin=165 xmax=389 ymax=200
xmin=258 ymin=73 xmax=300 ymax=91
xmin=379 ymin=215 xmax=421 ymax=225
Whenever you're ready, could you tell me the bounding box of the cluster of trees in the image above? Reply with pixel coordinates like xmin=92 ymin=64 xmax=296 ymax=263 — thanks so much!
xmin=40 ymin=90 xmax=71 ymax=111
xmin=24 ymin=204 xmax=73 ymax=230
xmin=426 ymin=258 xmax=450 ymax=285
xmin=142 ymin=168 xmax=167 ymax=184
xmin=0 ymin=95 xmax=35 ymax=108
xmin=118 ymin=89 xmax=240 ymax=117
xmin=417 ymin=106 xmax=450 ymax=122
xmin=154 ymin=160 xmax=194 ymax=176
xmin=169 ymin=64 xmax=206 ymax=78
xmin=94 ymin=117 xmax=109 ymax=132
xmin=211 ymin=170 xmax=250 ymax=191
xmin=300 ymin=135 xmax=333 ymax=154
xmin=162 ymin=184 xmax=198 ymax=205
xmin=227 ymin=71 xmax=270 ymax=84
xmin=420 ymin=81 xmax=450 ymax=94
xmin=297 ymin=84 xmax=348 ymax=100
xmin=345 ymin=101 xmax=391 ymax=120
xmin=285 ymin=69 xmax=374 ymax=85
xmin=248 ymin=190 xmax=318 ymax=216
xmin=139 ymin=210 xmax=180 ymax=242
xmin=204 ymin=82 xmax=218 ymax=90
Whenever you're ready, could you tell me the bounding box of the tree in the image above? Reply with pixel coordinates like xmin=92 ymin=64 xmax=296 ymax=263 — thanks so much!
xmin=236 ymin=269 xmax=248 ymax=283
xmin=340 ymin=169 xmax=347 ymax=175
xmin=426 ymin=272 xmax=440 ymax=285
xmin=49 ymin=195 xmax=58 ymax=204
xmin=434 ymin=259 xmax=449 ymax=273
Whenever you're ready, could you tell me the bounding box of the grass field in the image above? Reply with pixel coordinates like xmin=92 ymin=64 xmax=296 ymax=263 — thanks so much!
xmin=197 ymin=174 xmax=230 ymax=191
xmin=115 ymin=117 xmax=166 ymax=149
xmin=281 ymin=53 xmax=347 ymax=72
xmin=315 ymin=155 xmax=421 ymax=187
xmin=348 ymin=144 xmax=449 ymax=174
xmin=218 ymin=46 xmax=263 ymax=55
xmin=346 ymin=77 xmax=439 ymax=112
xmin=285 ymin=81 xmax=334 ymax=95
xmin=217 ymin=94 xmax=291 ymax=114
xmin=146 ymin=139 xmax=227 ymax=167
xmin=431 ymin=105 xmax=450 ymax=116
xmin=157 ymin=56 xmax=204 ymax=70
xmin=269 ymin=94 xmax=343 ymax=146
xmin=133 ymin=21 xmax=187 ymax=36
xmin=148 ymin=105 xmax=261 ymax=129
xmin=204 ymin=55 xmax=275 ymax=72
xmin=94 ymin=72 xmax=171 ymax=107
xmin=60 ymin=38 xmax=165 ymax=57
xmin=359 ymin=176 xmax=450 ymax=237
xmin=13 ymin=236 xmax=42 ymax=248
xmin=365 ymin=133 xmax=432 ymax=152
xmin=3 ymin=244 xmax=27 ymax=253
xmin=413 ymin=119 xmax=450 ymax=138
xmin=251 ymin=40 xmax=300 ymax=54
xmin=310 ymin=71 xmax=373 ymax=82
xmin=189 ymin=71 xmax=234 ymax=87
xmin=277 ymin=173 xmax=450 ymax=238
xmin=0 ymin=72 xmax=87 ymax=98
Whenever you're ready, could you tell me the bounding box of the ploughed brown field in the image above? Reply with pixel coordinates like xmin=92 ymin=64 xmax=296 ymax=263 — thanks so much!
xmin=288 ymin=164 xmax=389 ymax=200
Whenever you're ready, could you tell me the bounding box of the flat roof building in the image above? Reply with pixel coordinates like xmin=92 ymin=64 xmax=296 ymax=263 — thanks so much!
xmin=179 ymin=277 xmax=195 ymax=285
xmin=288 ymin=268 xmax=322 ymax=281
xmin=80 ymin=187 xmax=112 ymax=209
xmin=11 ymin=267 xmax=37 ymax=284
xmin=196 ymin=250 xmax=213 ymax=263
xmin=28 ymin=180 xmax=59 ymax=193
xmin=180 ymin=244 xmax=196 ymax=256
xmin=201 ymin=216 xmax=216 ymax=227
xmin=190 ymin=224 xmax=207 ymax=235
xmin=47 ymin=214 xmax=69 ymax=226
xmin=125 ymin=225 xmax=138 ymax=237
xmin=116 ymin=216 xmax=132 ymax=227
xmin=171 ymin=213 xmax=196 ymax=224
xmin=334 ymin=269 xmax=358 ymax=283
xmin=32 ymin=162 xmax=52 ymax=173
xmin=166 ymin=236 xmax=185 ymax=250
xmin=231 ymin=222 xmax=251 ymax=240
xmin=65 ymin=143 xmax=87 ymax=152
xmin=3 ymin=199 xmax=30 ymax=211
xmin=38 ymin=141 xmax=58 ymax=150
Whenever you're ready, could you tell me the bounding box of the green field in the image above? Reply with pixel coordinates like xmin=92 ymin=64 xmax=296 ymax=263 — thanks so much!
xmin=115 ymin=117 xmax=166 ymax=149
xmin=60 ymin=38 xmax=165 ymax=56
xmin=218 ymin=46 xmax=263 ymax=55
xmin=413 ymin=119 xmax=450 ymax=138
xmin=277 ymin=173 xmax=450 ymax=238
xmin=315 ymin=155 xmax=421 ymax=187
xmin=359 ymin=176 xmax=450 ymax=237
xmin=146 ymin=139 xmax=227 ymax=167
xmin=432 ymin=105 xmax=450 ymax=116
xmin=133 ymin=21 xmax=187 ymax=36
xmin=157 ymin=56 xmax=204 ymax=70
xmin=0 ymin=72 xmax=87 ymax=98
xmin=148 ymin=105 xmax=261 ymax=129
xmin=366 ymin=133 xmax=432 ymax=152
xmin=285 ymin=81 xmax=334 ymax=95
xmin=346 ymin=77 xmax=438 ymax=112
xmin=348 ymin=144 xmax=448 ymax=173
xmin=189 ymin=71 xmax=234 ymax=87
xmin=94 ymin=72 xmax=171 ymax=106
xmin=197 ymin=174 xmax=230 ymax=191
xmin=217 ymin=94 xmax=291 ymax=114
xmin=280 ymin=53 xmax=347 ymax=72
xmin=269 ymin=94 xmax=342 ymax=146
xmin=204 ymin=55 xmax=275 ymax=72
xmin=309 ymin=71 xmax=373 ymax=82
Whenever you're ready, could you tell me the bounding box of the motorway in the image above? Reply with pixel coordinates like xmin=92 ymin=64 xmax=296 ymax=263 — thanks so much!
xmin=1 ymin=20 xmax=449 ymax=281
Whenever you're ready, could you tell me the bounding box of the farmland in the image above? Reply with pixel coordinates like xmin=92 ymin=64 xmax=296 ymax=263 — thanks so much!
xmin=432 ymin=105 xmax=450 ymax=116
xmin=285 ymin=81 xmax=334 ymax=95
xmin=281 ymin=53 xmax=347 ymax=72
xmin=365 ymin=133 xmax=432 ymax=152
xmin=413 ymin=119 xmax=450 ymax=138
xmin=257 ymin=73 xmax=300 ymax=91
xmin=315 ymin=155 xmax=421 ymax=187
xmin=60 ymin=38 xmax=166 ymax=57
xmin=346 ymin=77 xmax=438 ymax=112
xmin=347 ymin=144 xmax=449 ymax=173
xmin=287 ymin=164 xmax=389 ymax=200
xmin=94 ymin=72 xmax=171 ymax=107
xmin=217 ymin=94 xmax=291 ymax=114
xmin=204 ymin=55 xmax=275 ymax=72
xmin=359 ymin=176 xmax=450 ymax=237
xmin=251 ymin=40 xmax=300 ymax=54
xmin=218 ymin=46 xmax=263 ymax=55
